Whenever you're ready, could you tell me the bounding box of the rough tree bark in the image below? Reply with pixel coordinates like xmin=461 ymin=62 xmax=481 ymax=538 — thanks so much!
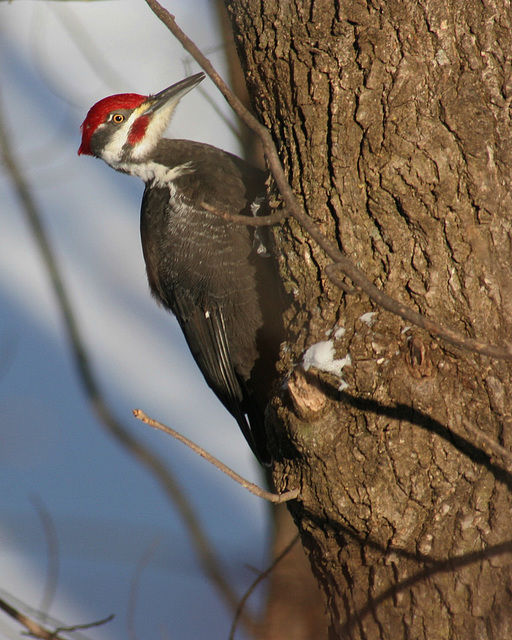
xmin=213 ymin=3 xmax=330 ymax=637
xmin=225 ymin=0 xmax=512 ymax=638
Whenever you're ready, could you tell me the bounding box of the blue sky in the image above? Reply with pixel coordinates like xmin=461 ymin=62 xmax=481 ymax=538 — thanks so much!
xmin=0 ymin=2 xmax=270 ymax=638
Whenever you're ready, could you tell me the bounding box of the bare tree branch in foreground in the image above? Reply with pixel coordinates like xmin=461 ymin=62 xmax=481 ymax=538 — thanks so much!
xmin=0 ymin=596 xmax=113 ymax=640
xmin=134 ymin=409 xmax=300 ymax=503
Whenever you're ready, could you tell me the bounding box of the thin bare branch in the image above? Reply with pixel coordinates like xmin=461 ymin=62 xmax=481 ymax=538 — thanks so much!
xmin=52 ymin=615 xmax=115 ymax=637
xmin=0 ymin=596 xmax=113 ymax=640
xmin=0 ymin=597 xmax=63 ymax=640
xmin=212 ymin=0 xmax=265 ymax=166
xmin=48 ymin=4 xmax=129 ymax=92
xmin=200 ymin=200 xmax=288 ymax=226
xmin=0 ymin=90 xmax=247 ymax=625
xmin=143 ymin=0 xmax=512 ymax=362
xmin=127 ymin=537 xmax=162 ymax=640
xmin=133 ymin=409 xmax=300 ymax=503
xmin=228 ymin=534 xmax=300 ymax=640
xmin=30 ymin=497 xmax=59 ymax=619
xmin=325 ymin=263 xmax=512 ymax=360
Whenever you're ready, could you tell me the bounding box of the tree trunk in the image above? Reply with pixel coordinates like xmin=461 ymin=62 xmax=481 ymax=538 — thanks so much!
xmin=225 ymin=0 xmax=512 ymax=638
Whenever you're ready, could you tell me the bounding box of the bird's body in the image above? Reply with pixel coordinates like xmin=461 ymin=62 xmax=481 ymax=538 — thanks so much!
xmin=138 ymin=139 xmax=281 ymax=461
xmin=79 ymin=74 xmax=283 ymax=462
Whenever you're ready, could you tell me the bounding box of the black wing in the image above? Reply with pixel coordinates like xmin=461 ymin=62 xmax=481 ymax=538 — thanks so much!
xmin=170 ymin=289 xmax=266 ymax=459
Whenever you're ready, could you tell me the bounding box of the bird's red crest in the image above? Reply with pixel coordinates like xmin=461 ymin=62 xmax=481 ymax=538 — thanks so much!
xmin=78 ymin=93 xmax=146 ymax=156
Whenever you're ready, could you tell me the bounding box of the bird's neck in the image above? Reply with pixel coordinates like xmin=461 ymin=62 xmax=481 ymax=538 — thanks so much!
xmin=112 ymin=158 xmax=195 ymax=188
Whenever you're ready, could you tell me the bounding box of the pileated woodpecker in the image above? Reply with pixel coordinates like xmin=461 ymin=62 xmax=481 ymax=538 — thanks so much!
xmin=79 ymin=73 xmax=284 ymax=463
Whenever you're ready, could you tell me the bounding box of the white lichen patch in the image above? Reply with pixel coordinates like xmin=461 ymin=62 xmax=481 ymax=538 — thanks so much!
xmin=302 ymin=340 xmax=351 ymax=391
xmin=359 ymin=311 xmax=377 ymax=326
xmin=333 ymin=326 xmax=346 ymax=340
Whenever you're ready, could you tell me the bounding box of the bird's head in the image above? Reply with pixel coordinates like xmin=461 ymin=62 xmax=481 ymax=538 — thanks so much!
xmin=78 ymin=72 xmax=205 ymax=167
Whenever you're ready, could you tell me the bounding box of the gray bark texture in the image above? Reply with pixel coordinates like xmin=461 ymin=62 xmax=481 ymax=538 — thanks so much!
xmin=225 ymin=0 xmax=512 ymax=638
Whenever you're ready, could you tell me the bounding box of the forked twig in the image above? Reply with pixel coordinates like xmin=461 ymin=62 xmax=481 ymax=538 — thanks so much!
xmin=133 ymin=409 xmax=300 ymax=504
xmin=144 ymin=0 xmax=512 ymax=361
xmin=0 ymin=596 xmax=113 ymax=640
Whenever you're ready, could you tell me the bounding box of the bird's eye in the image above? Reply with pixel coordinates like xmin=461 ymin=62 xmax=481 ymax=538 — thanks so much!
xmin=112 ymin=114 xmax=125 ymax=124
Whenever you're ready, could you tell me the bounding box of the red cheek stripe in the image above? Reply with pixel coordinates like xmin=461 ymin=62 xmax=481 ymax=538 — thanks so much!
xmin=128 ymin=115 xmax=150 ymax=145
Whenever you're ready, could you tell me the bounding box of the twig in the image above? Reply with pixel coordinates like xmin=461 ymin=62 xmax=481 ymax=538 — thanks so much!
xmin=30 ymin=497 xmax=59 ymax=619
xmin=52 ymin=615 xmax=115 ymax=636
xmin=183 ymin=54 xmax=244 ymax=144
xmin=133 ymin=409 xmax=300 ymax=504
xmin=0 ymin=90 xmax=246 ymax=626
xmin=324 ymin=263 xmax=512 ymax=360
xmin=0 ymin=596 xmax=113 ymax=640
xmin=200 ymin=200 xmax=288 ymax=226
xmin=0 ymin=597 xmax=64 ymax=640
xmin=127 ymin=537 xmax=162 ymax=640
xmin=228 ymin=534 xmax=300 ymax=640
xmin=143 ymin=0 xmax=512 ymax=362
xmin=47 ymin=3 xmax=129 ymax=93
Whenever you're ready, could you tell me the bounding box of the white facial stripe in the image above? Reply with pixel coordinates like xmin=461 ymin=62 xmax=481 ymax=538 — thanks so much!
xmin=117 ymin=160 xmax=195 ymax=187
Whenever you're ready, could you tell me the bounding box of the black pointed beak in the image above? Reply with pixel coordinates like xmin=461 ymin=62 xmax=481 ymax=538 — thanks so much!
xmin=143 ymin=72 xmax=206 ymax=115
